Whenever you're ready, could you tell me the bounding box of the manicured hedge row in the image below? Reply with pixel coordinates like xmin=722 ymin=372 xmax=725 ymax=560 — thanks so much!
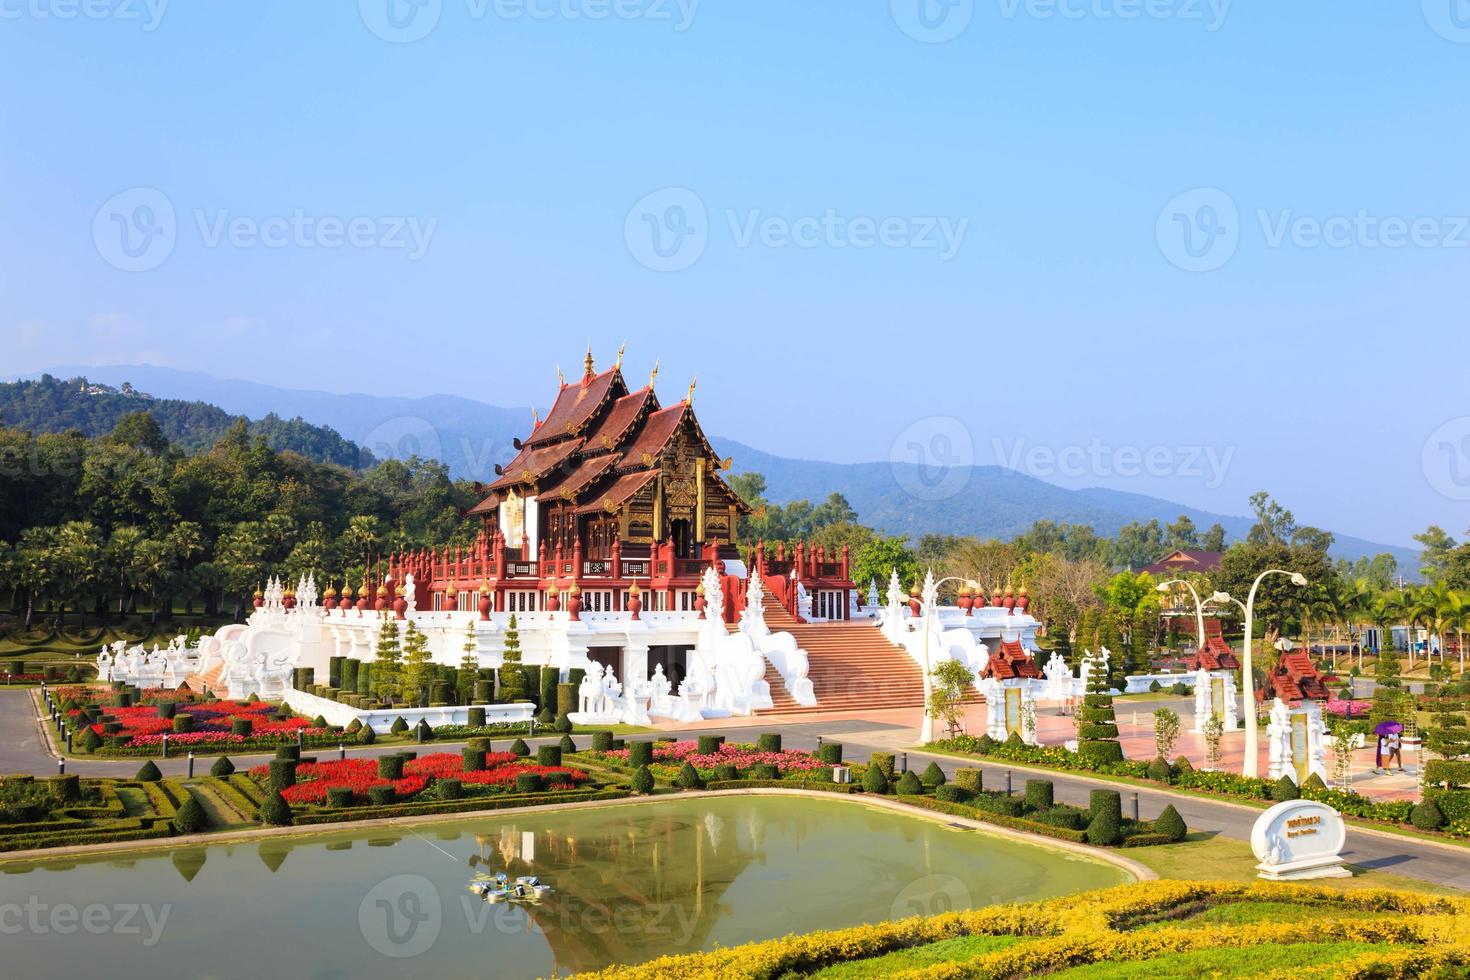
xmin=0 ymin=823 xmax=176 ymax=853
xmin=705 ymin=779 xmax=857 ymax=794
xmin=895 ymin=794 xmax=1089 ymax=844
xmin=290 ymin=787 xmax=631 ymax=825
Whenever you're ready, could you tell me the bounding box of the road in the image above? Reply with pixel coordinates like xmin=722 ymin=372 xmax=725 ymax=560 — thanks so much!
xmin=4 ymin=689 xmax=1468 ymax=888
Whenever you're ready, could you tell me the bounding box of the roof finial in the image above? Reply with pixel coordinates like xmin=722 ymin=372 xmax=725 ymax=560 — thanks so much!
xmin=584 ymin=344 xmax=595 ymax=379
xmin=531 ymin=406 xmax=541 ymax=427
xmin=615 ymin=341 xmax=626 ymax=370
xmin=648 ymin=358 xmax=659 ymax=390
xmin=556 ymin=364 xmax=564 ymax=386
xmin=687 ymin=375 xmax=698 ymax=404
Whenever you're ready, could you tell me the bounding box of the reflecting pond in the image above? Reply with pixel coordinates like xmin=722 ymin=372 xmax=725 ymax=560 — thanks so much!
xmin=1 ymin=795 xmax=1128 ymax=978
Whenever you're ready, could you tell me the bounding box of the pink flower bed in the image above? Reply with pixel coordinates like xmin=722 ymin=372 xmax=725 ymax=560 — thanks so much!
xmin=66 ymin=696 xmax=327 ymax=746
xmin=598 ymin=740 xmax=826 ymax=773
xmin=250 ymin=753 xmax=589 ymax=805
xmin=1326 ymin=698 xmax=1371 ymax=717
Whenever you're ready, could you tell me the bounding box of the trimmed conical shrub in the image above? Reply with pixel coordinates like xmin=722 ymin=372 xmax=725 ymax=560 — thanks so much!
xmin=135 ymin=760 xmax=162 ymax=782
xmin=896 ymin=771 xmax=923 ymax=795
xmin=1155 ymin=804 xmax=1187 ymax=842
xmin=173 ymin=793 xmax=207 ymax=833
xmin=862 ymin=763 xmax=890 ymax=794
xmin=1411 ymin=799 xmax=1446 ymax=831
xmin=919 ymin=761 xmax=947 ymax=787
xmin=675 ymin=761 xmax=703 ymax=789
xmin=210 ymin=755 xmax=235 ymax=777
xmin=390 ymin=716 xmax=409 ymax=735
xmin=1271 ymin=775 xmax=1300 ymax=802
xmin=259 ymin=791 xmax=293 ymax=826
xmin=559 ymin=734 xmax=576 ymax=754
xmin=510 ymin=738 xmax=530 ymax=757
xmin=1085 ymin=807 xmax=1121 ymax=846
xmin=357 ymin=724 xmax=377 ymax=744
xmin=631 ymin=765 xmax=654 ymax=794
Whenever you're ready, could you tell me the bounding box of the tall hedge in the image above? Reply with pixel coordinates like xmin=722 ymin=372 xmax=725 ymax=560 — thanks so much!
xmin=1077 ymin=653 xmax=1123 ymax=766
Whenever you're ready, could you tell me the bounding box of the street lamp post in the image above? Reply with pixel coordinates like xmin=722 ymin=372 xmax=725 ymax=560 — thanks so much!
xmin=917 ymin=570 xmax=980 ymax=745
xmin=1156 ymin=579 xmax=1208 ymax=650
xmin=1213 ymin=569 xmax=1307 ymax=778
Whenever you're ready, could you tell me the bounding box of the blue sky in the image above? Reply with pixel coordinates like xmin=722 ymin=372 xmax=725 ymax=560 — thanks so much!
xmin=2 ymin=1 xmax=1469 ymax=547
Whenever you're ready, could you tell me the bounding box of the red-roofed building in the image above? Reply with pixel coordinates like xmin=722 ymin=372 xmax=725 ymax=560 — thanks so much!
xmin=1261 ymin=649 xmax=1335 ymax=704
xmin=980 ymin=639 xmax=1043 ymax=681
xmin=1183 ymin=619 xmax=1240 ymax=672
xmin=1141 ymin=549 xmax=1224 ymax=577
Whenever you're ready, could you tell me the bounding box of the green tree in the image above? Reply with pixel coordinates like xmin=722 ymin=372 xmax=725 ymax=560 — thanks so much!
xmin=851 ymin=537 xmax=916 ymax=599
xmin=1077 ymin=651 xmax=1123 ymax=766
xmin=372 ymin=613 xmax=402 ymax=703
xmin=457 ymin=619 xmax=479 ymax=705
xmin=399 ymin=622 xmax=433 ymax=706
xmin=499 ymin=614 xmax=526 ymax=702
xmin=928 ymin=658 xmax=975 ymax=738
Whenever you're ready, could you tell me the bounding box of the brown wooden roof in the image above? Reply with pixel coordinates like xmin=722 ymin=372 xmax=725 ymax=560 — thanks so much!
xmin=584 ymin=389 xmax=655 ymax=454
xmin=575 ymin=470 xmax=658 ymax=514
xmin=526 ymin=369 xmax=625 ymax=447
xmin=544 ymin=455 xmax=620 ymax=502
xmin=622 ymin=404 xmax=687 ymax=467
xmin=486 ymin=438 xmax=583 ymax=492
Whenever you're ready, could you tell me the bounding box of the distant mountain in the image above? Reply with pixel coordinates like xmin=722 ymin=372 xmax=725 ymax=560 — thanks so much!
xmin=0 ymin=374 xmax=370 ymax=468
xmin=21 ymin=364 xmax=1417 ymax=570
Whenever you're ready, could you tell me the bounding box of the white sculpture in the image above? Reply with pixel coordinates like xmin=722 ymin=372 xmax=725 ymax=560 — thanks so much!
xmin=1266 ymin=697 xmax=1328 ymax=785
xmin=1192 ymin=667 xmax=1240 ymax=733
xmin=1043 ymin=651 xmax=1074 ymax=702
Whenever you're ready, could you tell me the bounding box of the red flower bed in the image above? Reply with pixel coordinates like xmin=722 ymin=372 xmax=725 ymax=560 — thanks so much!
xmin=249 ymin=753 xmax=589 ymax=805
xmin=67 ymin=697 xmax=326 ymax=746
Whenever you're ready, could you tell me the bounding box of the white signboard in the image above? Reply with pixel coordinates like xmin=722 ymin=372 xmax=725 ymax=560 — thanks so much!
xmin=1250 ymin=800 xmax=1350 ymax=881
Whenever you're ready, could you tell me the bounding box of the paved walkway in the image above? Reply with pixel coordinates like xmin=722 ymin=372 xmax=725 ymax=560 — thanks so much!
xmin=4 ymin=690 xmax=1467 ymax=890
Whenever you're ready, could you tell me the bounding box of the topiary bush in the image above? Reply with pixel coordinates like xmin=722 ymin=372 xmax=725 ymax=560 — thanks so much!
xmin=436 ymin=778 xmax=463 ymax=801
xmin=955 ymin=767 xmax=983 ymax=793
xmin=462 ymin=748 xmax=486 ymax=772
xmin=414 ymin=720 xmax=434 ymax=742
xmin=77 ymin=727 xmax=102 ymax=753
xmin=919 ymin=761 xmax=947 ymax=788
xmin=870 ymin=752 xmax=896 ymax=780
xmin=559 ymin=734 xmax=577 ymax=754
xmin=1301 ymin=773 xmax=1328 ymax=794
xmin=1173 ymin=755 xmax=1193 ymax=773
xmin=326 ymin=787 xmax=353 ymax=808
xmin=1411 ymin=799 xmax=1446 ymax=831
xmin=1271 ymin=775 xmax=1300 ymax=802
xmin=173 ymin=793 xmax=207 ymax=833
xmin=935 ymin=784 xmax=970 ymax=804
xmin=757 ymin=733 xmax=781 ymax=753
xmin=896 ymin=771 xmax=924 ymax=795
xmin=713 ymin=764 xmax=739 ymax=782
xmin=210 ymin=755 xmax=235 ymax=777
xmin=376 ymin=755 xmax=404 ymax=779
xmin=697 ymin=735 xmax=725 ymax=755
xmin=1085 ymin=807 xmax=1121 ymax=846
xmin=862 ymin=764 xmax=890 ymax=794
xmin=172 ymin=714 xmax=194 ymax=734
xmin=515 ymin=772 xmax=542 ymax=794
xmin=1155 ymin=804 xmax=1187 ymax=842
xmin=591 ymin=731 xmax=614 ymax=752
xmin=156 ymin=701 xmax=177 ymax=719
xmin=628 ymin=741 xmax=654 ymax=768
xmin=276 ymin=745 xmax=301 ymax=762
xmin=230 ymin=717 xmax=252 ymax=737
xmin=631 ymin=765 xmax=654 ymax=794
xmin=537 ymin=745 xmax=562 ymax=768
xmin=750 ymin=763 xmax=779 ymax=780
xmin=390 ymin=716 xmax=409 ymax=735
xmin=510 ymin=738 xmax=530 ymax=758
xmin=1147 ymin=757 xmax=1172 ymax=783
xmin=259 ymin=790 xmax=293 ymax=826
xmin=675 ymin=761 xmax=704 ymax=789
xmin=369 ymin=785 xmax=396 ymax=806
xmin=1024 ymin=779 xmax=1054 ymax=810
xmin=817 ymin=742 xmax=843 ymax=765
xmin=357 ymin=724 xmax=377 ymax=745
xmin=268 ymin=759 xmax=297 ymax=790
xmin=135 ymin=760 xmax=162 ymax=782
xmin=467 ymin=707 xmax=486 ymax=728
xmin=1088 ymin=790 xmax=1122 ymax=823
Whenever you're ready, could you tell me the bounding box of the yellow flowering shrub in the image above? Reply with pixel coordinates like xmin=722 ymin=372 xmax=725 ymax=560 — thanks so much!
xmin=570 ymin=881 xmax=1470 ymax=980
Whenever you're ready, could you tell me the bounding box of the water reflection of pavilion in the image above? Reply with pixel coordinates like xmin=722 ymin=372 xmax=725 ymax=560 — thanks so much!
xmin=465 ymin=805 xmax=797 ymax=976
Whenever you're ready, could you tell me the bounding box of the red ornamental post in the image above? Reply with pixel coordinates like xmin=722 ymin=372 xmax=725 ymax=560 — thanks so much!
xmin=694 ymin=584 xmax=706 ymax=619
xmin=478 ymin=581 xmax=493 ymax=620
xmin=1003 ymin=587 xmax=1016 ymax=616
xmin=909 ymin=585 xmax=922 ymax=619
xmin=566 ymin=584 xmax=582 ymax=621
xmin=627 ymin=583 xmax=642 ymax=621
xmin=547 ymin=586 xmax=561 ymax=613
xmin=442 ymin=581 xmax=458 ymax=617
xmin=393 ymin=587 xmax=408 ymax=620
xmin=958 ymin=586 xmax=973 ymax=616
xmin=253 ymin=588 xmax=265 ymax=610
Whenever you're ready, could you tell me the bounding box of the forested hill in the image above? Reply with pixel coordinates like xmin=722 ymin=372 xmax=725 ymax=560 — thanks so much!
xmin=0 ymin=375 xmax=372 ymax=469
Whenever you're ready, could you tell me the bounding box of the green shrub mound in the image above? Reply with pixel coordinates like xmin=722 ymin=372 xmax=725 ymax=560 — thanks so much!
xmin=862 ymin=764 xmax=890 ymax=794
xmin=276 ymin=745 xmax=301 ymax=762
xmin=631 ymin=765 xmax=655 ymax=794
xmin=1411 ymin=799 xmax=1446 ymax=831
xmin=515 ymin=772 xmax=542 ymax=794
xmin=817 ymin=742 xmax=843 ymax=765
xmin=628 ymin=741 xmax=654 ymax=767
xmin=559 ymin=735 xmax=577 ymax=754
xmin=697 ymin=735 xmax=725 ymax=755
xmin=230 ymin=717 xmax=252 ymax=737
xmin=77 ymin=727 xmax=102 ymax=753
xmin=368 ymin=785 xmax=396 ymax=806
xmin=172 ymin=794 xmax=207 ymax=833
xmin=259 ymin=791 xmax=293 ymax=826
xmin=757 ymin=733 xmax=781 ymax=753
xmin=591 ymin=731 xmax=614 ymax=752
xmin=675 ymin=761 xmax=704 ymax=790
xmin=326 ymin=787 xmax=353 ymax=808
xmin=376 ymin=755 xmax=404 ymax=780
xmin=919 ymin=762 xmax=947 ymax=788
xmin=390 ymin=717 xmax=409 ymax=735
xmin=536 ymin=745 xmax=562 ymax=767
xmin=435 ymin=779 xmax=463 ymax=801
xmin=210 ymin=756 xmax=235 ymax=777
xmin=750 ymin=763 xmax=779 ymax=780
xmin=896 ymin=771 xmax=924 ymax=795
xmin=462 ymin=748 xmax=486 ymax=772
xmin=356 ymin=724 xmax=376 ymax=745
xmin=1089 ymin=790 xmax=1122 ymax=822
xmin=1300 ymin=773 xmax=1328 ymax=794
xmin=955 ymin=768 xmax=983 ymax=793
xmin=1173 ymin=755 xmax=1194 ymax=772
xmin=934 ymin=784 xmax=970 ymax=804
xmin=510 ymin=738 xmax=530 ymax=758
xmin=1146 ymin=757 xmax=1172 ymax=783
xmin=1024 ymin=779 xmax=1054 ymax=810
xmin=1154 ymin=804 xmax=1187 ymax=842
xmin=713 ymin=764 xmax=739 ymax=782
xmin=1085 ymin=807 xmax=1122 ymax=846
xmin=870 ymin=752 xmax=896 ymax=779
xmin=414 ymin=720 xmax=434 ymax=742
xmin=1271 ymin=776 xmax=1301 ymax=802
xmin=135 ymin=761 xmax=162 ymax=782
xmin=268 ymin=760 xmax=297 ymax=790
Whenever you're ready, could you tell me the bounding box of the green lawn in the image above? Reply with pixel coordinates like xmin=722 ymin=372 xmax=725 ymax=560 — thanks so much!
xmin=796 ymin=935 xmax=1024 ymax=978
xmin=1047 ymin=942 xmax=1394 ymax=978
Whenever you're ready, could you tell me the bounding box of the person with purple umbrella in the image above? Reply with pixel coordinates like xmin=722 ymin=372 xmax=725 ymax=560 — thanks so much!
xmin=1374 ymin=721 xmax=1404 ymax=773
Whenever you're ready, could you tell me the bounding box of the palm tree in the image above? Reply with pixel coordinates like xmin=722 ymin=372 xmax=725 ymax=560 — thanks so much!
xmin=1448 ymin=591 xmax=1470 ymax=676
xmin=1341 ymin=577 xmax=1378 ymax=670
xmin=1380 ymin=588 xmax=1418 ymax=671
xmin=1412 ymin=582 xmax=1455 ymax=672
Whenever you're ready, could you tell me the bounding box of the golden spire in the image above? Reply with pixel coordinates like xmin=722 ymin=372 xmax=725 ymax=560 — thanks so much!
xmin=556 ymin=364 xmax=564 ymax=386
xmin=615 ymin=341 xmax=626 ymax=370
xmin=531 ymin=406 xmax=541 ymax=426
xmin=648 ymin=358 xmax=659 ymax=390
xmin=584 ymin=344 xmax=595 ymax=378
xmin=686 ymin=375 xmax=698 ymax=404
